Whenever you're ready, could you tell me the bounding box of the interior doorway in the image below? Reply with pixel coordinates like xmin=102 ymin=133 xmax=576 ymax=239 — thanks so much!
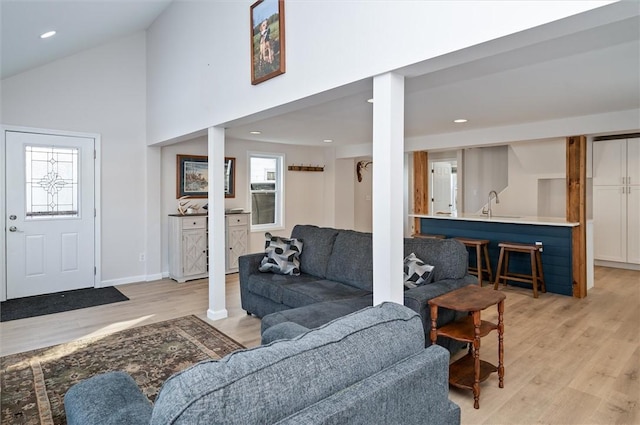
xmin=430 ymin=160 xmax=458 ymax=215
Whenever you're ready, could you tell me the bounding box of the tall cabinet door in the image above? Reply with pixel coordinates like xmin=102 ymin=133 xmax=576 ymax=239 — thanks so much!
xmin=593 ymin=185 xmax=626 ymax=262
xmin=627 ymin=185 xmax=640 ymax=264
xmin=628 ymin=138 xmax=640 ymax=187
xmin=593 ymin=139 xmax=626 ymax=186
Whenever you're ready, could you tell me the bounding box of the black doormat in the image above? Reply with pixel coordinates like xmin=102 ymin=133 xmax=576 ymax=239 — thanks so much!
xmin=0 ymin=287 xmax=129 ymax=322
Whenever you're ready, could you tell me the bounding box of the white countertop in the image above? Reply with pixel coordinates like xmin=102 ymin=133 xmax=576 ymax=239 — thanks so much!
xmin=410 ymin=212 xmax=579 ymax=227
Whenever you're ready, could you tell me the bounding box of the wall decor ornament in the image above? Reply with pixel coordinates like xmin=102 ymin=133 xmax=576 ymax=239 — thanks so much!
xmin=356 ymin=160 xmax=372 ymax=182
xmin=250 ymin=0 xmax=285 ymax=85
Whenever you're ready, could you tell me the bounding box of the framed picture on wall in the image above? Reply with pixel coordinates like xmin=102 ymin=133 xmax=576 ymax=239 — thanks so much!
xmin=224 ymin=157 xmax=235 ymax=198
xmin=176 ymin=155 xmax=236 ymax=199
xmin=250 ymin=0 xmax=285 ymax=85
xmin=177 ymin=155 xmax=208 ymax=198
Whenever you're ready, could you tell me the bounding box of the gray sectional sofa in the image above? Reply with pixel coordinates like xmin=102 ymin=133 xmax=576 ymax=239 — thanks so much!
xmin=64 ymin=302 xmax=460 ymax=425
xmin=239 ymin=224 xmax=476 ymax=350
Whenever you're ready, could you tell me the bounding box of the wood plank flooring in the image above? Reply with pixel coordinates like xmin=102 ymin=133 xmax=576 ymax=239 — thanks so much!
xmin=1 ymin=267 xmax=638 ymax=424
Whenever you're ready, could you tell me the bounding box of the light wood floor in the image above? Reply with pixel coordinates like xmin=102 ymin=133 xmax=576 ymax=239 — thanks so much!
xmin=1 ymin=267 xmax=638 ymax=424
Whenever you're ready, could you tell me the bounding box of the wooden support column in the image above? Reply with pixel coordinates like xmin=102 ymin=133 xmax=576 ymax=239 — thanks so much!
xmin=566 ymin=135 xmax=587 ymax=298
xmin=413 ymin=151 xmax=429 ymax=235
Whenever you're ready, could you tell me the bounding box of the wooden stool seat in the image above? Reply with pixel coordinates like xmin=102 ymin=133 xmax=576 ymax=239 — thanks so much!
xmin=454 ymin=237 xmax=493 ymax=287
xmin=412 ymin=233 xmax=446 ymax=239
xmin=493 ymin=242 xmax=546 ymax=298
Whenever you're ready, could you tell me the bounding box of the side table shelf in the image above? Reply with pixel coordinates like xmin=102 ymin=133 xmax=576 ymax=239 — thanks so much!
xmin=428 ymin=285 xmax=505 ymax=409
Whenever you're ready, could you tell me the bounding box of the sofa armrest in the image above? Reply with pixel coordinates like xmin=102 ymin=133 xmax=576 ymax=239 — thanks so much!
xmin=261 ymin=321 xmax=310 ymax=344
xmin=64 ymin=371 xmax=152 ymax=425
xmin=239 ymin=252 xmax=264 ymax=281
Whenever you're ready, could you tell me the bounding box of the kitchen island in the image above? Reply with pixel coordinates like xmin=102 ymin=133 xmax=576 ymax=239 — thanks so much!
xmin=411 ymin=213 xmax=579 ymax=296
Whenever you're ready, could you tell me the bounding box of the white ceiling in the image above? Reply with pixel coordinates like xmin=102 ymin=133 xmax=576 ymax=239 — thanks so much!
xmin=225 ymin=10 xmax=640 ymax=146
xmin=0 ymin=0 xmax=172 ymax=79
xmin=1 ymin=1 xmax=638 ymax=148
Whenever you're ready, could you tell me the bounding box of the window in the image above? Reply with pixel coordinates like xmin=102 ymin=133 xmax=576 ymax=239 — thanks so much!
xmin=249 ymin=153 xmax=283 ymax=229
xmin=25 ymin=145 xmax=79 ymax=218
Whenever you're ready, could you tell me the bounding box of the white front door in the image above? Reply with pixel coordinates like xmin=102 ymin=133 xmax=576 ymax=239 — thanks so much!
xmin=5 ymin=130 xmax=95 ymax=299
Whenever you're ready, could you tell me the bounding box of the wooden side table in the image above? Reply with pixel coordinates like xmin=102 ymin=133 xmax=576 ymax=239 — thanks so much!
xmin=428 ymin=285 xmax=506 ymax=409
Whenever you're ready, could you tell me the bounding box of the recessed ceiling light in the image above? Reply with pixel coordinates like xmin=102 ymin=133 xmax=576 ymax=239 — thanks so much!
xmin=323 ymin=139 xmax=333 ymax=143
xmin=367 ymin=98 xmax=374 ymax=103
xmin=249 ymin=131 xmax=261 ymax=135
xmin=453 ymin=119 xmax=468 ymax=123
xmin=40 ymin=30 xmax=56 ymax=39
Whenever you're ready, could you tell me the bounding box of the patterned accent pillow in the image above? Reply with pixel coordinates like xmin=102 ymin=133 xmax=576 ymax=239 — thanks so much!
xmin=403 ymin=253 xmax=435 ymax=289
xmin=259 ymin=232 xmax=304 ymax=276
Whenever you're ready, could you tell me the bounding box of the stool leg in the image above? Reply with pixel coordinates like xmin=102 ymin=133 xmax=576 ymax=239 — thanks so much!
xmin=483 ymin=244 xmax=493 ymax=284
xmin=476 ymin=247 xmax=483 ymax=286
xmin=530 ymin=251 xmax=538 ymax=298
xmin=536 ymin=250 xmax=546 ymax=293
xmin=503 ymin=251 xmax=511 ymax=287
xmin=494 ymin=248 xmax=505 ymax=290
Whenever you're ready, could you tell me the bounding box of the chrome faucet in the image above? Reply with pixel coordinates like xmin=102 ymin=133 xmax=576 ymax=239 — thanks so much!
xmin=482 ymin=190 xmax=500 ymax=218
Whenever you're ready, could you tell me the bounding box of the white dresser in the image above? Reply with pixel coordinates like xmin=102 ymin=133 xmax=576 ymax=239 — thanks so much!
xmin=225 ymin=212 xmax=250 ymax=273
xmin=169 ymin=212 xmax=250 ymax=281
xmin=168 ymin=214 xmax=209 ymax=283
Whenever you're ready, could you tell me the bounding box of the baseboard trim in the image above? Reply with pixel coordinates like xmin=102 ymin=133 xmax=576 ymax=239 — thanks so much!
xmin=99 ymin=274 xmax=161 ymax=287
xmin=207 ymin=308 xmax=228 ymax=321
xmin=594 ymin=260 xmax=640 ymax=271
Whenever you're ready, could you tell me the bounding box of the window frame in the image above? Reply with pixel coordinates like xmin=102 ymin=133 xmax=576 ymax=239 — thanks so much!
xmin=248 ymin=152 xmax=285 ymax=232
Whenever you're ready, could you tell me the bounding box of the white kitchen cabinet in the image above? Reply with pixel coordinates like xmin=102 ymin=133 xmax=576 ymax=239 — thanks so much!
xmin=593 ymin=138 xmax=639 ymax=266
xmin=225 ymin=213 xmax=250 ymax=273
xmin=169 ymin=214 xmax=208 ymax=282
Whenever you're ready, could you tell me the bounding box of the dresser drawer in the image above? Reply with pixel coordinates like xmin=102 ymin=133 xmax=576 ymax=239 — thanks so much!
xmin=182 ymin=216 xmax=206 ymax=230
xmin=227 ymin=214 xmax=249 ymax=227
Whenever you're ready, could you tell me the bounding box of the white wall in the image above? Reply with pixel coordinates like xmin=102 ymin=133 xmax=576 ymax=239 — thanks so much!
xmin=1 ymin=33 xmax=151 ymax=285
xmin=225 ymin=139 xmax=331 ymax=253
xmin=463 ymin=146 xmax=509 ymax=213
xmin=460 ymin=139 xmax=567 ymax=217
xmin=146 ymin=1 xmax=612 ymax=144
xmin=159 ymin=137 xmax=334 ymax=273
xmin=354 ymin=157 xmax=373 ymax=232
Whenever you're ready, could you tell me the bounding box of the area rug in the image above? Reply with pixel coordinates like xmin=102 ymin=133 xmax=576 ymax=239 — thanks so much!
xmin=1 ymin=287 xmax=129 ymax=322
xmin=0 ymin=315 xmax=245 ymax=425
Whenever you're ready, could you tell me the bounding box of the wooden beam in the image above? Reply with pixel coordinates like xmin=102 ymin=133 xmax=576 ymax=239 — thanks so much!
xmin=413 ymin=151 xmax=429 ymax=235
xmin=566 ymin=135 xmax=587 ymax=298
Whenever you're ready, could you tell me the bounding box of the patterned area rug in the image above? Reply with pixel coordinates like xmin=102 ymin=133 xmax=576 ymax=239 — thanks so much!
xmin=0 ymin=315 xmax=244 ymax=425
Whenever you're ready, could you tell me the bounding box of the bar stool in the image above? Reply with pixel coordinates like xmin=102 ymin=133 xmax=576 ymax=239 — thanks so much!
xmin=493 ymin=242 xmax=546 ymax=298
xmin=412 ymin=234 xmax=446 ymax=239
xmin=454 ymin=237 xmax=493 ymax=286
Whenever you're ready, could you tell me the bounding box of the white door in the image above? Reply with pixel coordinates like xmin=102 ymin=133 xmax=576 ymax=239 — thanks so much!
xmin=432 ymin=161 xmax=453 ymax=214
xmin=5 ymin=130 xmax=95 ymax=299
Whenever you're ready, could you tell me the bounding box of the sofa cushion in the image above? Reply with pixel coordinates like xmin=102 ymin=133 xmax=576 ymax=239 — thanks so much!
xmin=325 ymin=230 xmax=373 ymax=290
xmin=403 ymin=252 xmax=435 ymax=288
xmin=281 ymin=280 xmax=372 ymax=308
xmin=150 ymin=302 xmax=425 ymax=425
xmin=261 ymin=296 xmax=374 ymax=333
xmin=245 ymin=273 xmax=321 ymax=304
xmin=259 ymin=233 xmax=303 ymax=275
xmin=290 ymin=225 xmax=339 ymax=278
xmin=404 ymin=238 xmax=468 ymax=281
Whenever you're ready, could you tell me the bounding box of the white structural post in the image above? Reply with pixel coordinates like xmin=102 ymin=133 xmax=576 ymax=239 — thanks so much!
xmin=372 ymin=72 xmax=405 ymax=306
xmin=207 ymin=126 xmax=228 ymax=320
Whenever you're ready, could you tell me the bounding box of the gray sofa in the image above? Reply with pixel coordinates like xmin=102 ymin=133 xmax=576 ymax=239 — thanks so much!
xmin=64 ymin=302 xmax=460 ymax=425
xmin=240 ymin=225 xmax=476 ymax=349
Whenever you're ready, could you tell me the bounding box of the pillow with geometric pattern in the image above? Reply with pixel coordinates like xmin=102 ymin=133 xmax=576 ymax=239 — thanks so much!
xmin=259 ymin=232 xmax=304 ymax=276
xmin=403 ymin=252 xmax=435 ymax=289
